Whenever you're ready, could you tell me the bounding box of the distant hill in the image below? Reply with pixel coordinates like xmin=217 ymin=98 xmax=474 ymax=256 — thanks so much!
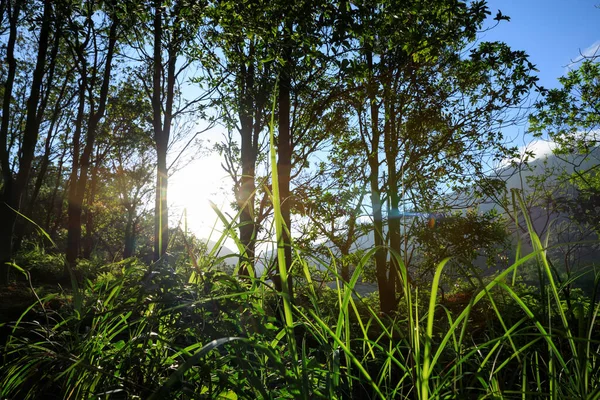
xmin=479 ymin=146 xmax=600 ymax=213
xmin=204 ymin=239 xmax=238 ymax=266
xmin=299 ymin=148 xmax=600 ymax=280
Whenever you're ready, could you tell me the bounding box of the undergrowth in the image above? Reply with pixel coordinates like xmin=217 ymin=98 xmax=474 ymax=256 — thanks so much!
xmin=1 ymin=222 xmax=600 ymax=399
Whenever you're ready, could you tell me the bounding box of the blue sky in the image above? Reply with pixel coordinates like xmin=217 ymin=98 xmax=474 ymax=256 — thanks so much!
xmin=479 ymin=1 xmax=599 ymax=160
xmin=484 ymin=0 xmax=599 ymax=89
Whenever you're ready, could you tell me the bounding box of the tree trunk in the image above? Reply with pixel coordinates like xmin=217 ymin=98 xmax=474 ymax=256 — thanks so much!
xmin=237 ymin=47 xmax=259 ymax=276
xmin=14 ymin=20 xmax=62 ymax=253
xmin=238 ymin=141 xmax=257 ymax=276
xmin=275 ymin=27 xmax=294 ymax=301
xmin=65 ymin=78 xmax=87 ymax=268
xmin=26 ymin=67 xmax=70 ymax=217
xmin=384 ymin=77 xmax=400 ymax=308
xmin=65 ymin=18 xmax=117 ymax=268
xmin=0 ymin=0 xmax=51 ymax=283
xmin=151 ymin=0 xmax=173 ymax=262
xmin=366 ymin=50 xmax=395 ymax=314
xmin=0 ymin=0 xmax=23 ymax=285
xmin=154 ymin=140 xmax=169 ymax=261
xmin=370 ymin=163 xmax=394 ymax=313
xmin=82 ymin=159 xmax=99 ymax=259
xmin=341 ymin=259 xmax=350 ymax=283
xmin=46 ymin=142 xmax=68 ymax=235
xmin=123 ymin=209 xmax=137 ymax=258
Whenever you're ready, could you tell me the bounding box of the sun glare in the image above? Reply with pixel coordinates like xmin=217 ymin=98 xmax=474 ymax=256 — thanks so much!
xmin=169 ymin=154 xmax=234 ymax=241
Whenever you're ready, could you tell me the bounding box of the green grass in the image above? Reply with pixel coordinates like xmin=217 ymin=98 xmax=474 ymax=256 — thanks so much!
xmin=1 ymin=206 xmax=600 ymax=398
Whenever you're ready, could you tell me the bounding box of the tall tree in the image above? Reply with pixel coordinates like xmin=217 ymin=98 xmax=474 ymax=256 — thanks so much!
xmin=65 ymin=0 xmax=119 ymax=268
xmin=148 ymin=0 xmax=206 ymax=262
xmin=0 ymin=0 xmax=56 ymax=284
xmin=203 ymin=0 xmax=274 ymax=276
xmin=271 ymin=0 xmax=348 ymax=298
xmin=344 ymin=0 xmax=538 ymax=313
xmin=104 ymin=80 xmax=154 ymax=259
xmin=206 ymin=0 xmax=345 ymax=296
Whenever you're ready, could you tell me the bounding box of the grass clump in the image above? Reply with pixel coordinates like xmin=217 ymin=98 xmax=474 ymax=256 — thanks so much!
xmin=1 ymin=235 xmax=600 ymax=398
xmin=2 ymin=186 xmax=600 ymax=399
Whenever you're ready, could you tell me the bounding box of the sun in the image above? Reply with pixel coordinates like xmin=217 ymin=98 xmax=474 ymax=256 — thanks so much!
xmin=169 ymin=154 xmax=234 ymax=241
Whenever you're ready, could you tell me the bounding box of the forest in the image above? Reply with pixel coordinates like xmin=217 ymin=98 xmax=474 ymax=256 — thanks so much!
xmin=1 ymin=0 xmax=599 ymax=398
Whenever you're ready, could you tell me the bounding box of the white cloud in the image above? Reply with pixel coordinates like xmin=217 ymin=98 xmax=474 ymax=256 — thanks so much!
xmin=566 ymin=40 xmax=600 ymax=71
xmin=500 ymin=129 xmax=600 ymax=168
xmin=520 ymin=139 xmax=557 ymax=160
xmin=499 ymin=139 xmax=557 ymax=168
xmin=582 ymin=40 xmax=600 ymax=58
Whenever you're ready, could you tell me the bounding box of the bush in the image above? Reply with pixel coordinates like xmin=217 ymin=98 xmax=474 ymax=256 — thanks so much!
xmin=14 ymin=245 xmax=65 ymax=284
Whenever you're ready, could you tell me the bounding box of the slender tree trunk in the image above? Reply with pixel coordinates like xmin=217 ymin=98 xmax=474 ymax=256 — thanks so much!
xmin=0 ymin=0 xmax=51 ymax=283
xmin=14 ymin=21 xmax=62 ymax=252
xmin=82 ymin=159 xmax=99 ymax=259
xmin=238 ymin=148 xmax=257 ymax=276
xmin=0 ymin=0 xmax=23 ymax=284
xmin=340 ymin=191 xmax=364 ymax=284
xmin=46 ymin=142 xmax=68 ymax=234
xmin=384 ymin=79 xmax=399 ymax=309
xmin=123 ymin=209 xmax=137 ymax=258
xmin=152 ymin=0 xmax=174 ymax=261
xmin=152 ymin=0 xmax=183 ymax=262
xmin=369 ymin=153 xmax=393 ymax=313
xmin=274 ymin=27 xmax=294 ymax=301
xmin=341 ymin=258 xmax=350 ymax=283
xmin=366 ymin=50 xmax=395 ymax=314
xmin=65 ymin=78 xmax=87 ymax=268
xmin=66 ymin=18 xmax=117 ymax=268
xmin=151 ymin=0 xmax=177 ymax=262
xmin=26 ymin=69 xmax=70 ymax=217
xmin=152 ymin=0 xmax=164 ymax=261
xmin=17 ymin=92 xmax=62 ymax=250
xmin=26 ymin=121 xmax=56 ymax=217
xmin=154 ymin=140 xmax=169 ymax=260
xmin=237 ymin=48 xmax=258 ymax=276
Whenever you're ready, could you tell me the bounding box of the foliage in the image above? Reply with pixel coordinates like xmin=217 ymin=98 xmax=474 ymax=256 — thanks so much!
xmin=321 ymin=0 xmax=541 ymax=312
xmin=521 ymin=57 xmax=600 ymax=293
xmin=529 ymin=58 xmax=600 ymax=234
xmin=529 ymin=60 xmax=600 ymax=154
xmin=412 ymin=210 xmax=511 ymax=285
xmin=13 ymin=243 xmax=65 ymax=284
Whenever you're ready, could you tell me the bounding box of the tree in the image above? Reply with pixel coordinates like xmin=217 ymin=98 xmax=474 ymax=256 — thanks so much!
xmin=147 ymin=0 xmax=207 ymax=262
xmin=341 ymin=0 xmax=538 ymax=313
xmin=527 ymin=58 xmax=600 ymax=283
xmin=203 ymin=0 xmax=274 ymax=276
xmin=295 ymin=183 xmax=369 ymax=283
xmin=104 ymin=81 xmax=155 ymax=259
xmin=293 ymin=129 xmax=370 ymax=283
xmin=64 ymin=0 xmax=119 ymax=269
xmin=412 ymin=210 xmax=510 ymax=286
xmin=0 ymin=0 xmax=58 ymax=284
xmin=529 ymin=59 xmax=600 ymax=234
xmin=23 ymin=64 xmax=76 ymax=224
xmin=206 ymin=0 xmax=348 ymax=300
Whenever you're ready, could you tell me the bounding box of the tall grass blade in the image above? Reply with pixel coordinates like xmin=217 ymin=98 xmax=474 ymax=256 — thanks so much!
xmin=148 ymin=337 xmax=246 ymax=400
